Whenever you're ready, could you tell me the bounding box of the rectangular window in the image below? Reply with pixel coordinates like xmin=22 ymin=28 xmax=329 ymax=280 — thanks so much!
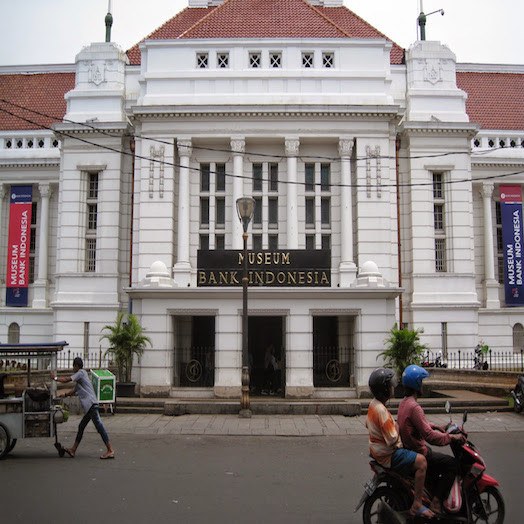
xmin=200 ymin=163 xmax=210 ymax=192
xmin=322 ymin=52 xmax=334 ymax=68
xmin=321 ymin=164 xmax=330 ymax=192
xmin=253 ymin=197 xmax=263 ymax=227
xmin=197 ymin=53 xmax=208 ymax=69
xmin=433 ymin=172 xmax=446 ymax=272
xmin=306 ymin=234 xmax=315 ymax=250
xmin=253 ymin=234 xmax=263 ymax=251
xmin=85 ymin=173 xmax=99 ymax=272
xmin=215 ymin=235 xmax=225 ymax=250
xmin=253 ymin=163 xmax=263 ymax=192
xmin=269 ymin=163 xmax=279 ymax=192
xmin=200 ymin=234 xmax=209 ymax=250
xmin=88 ymin=173 xmax=99 ymax=199
xmin=85 ymin=239 xmax=96 ymax=272
xmin=249 ymin=52 xmax=261 ymax=68
xmin=321 ymin=197 xmax=330 ymax=226
xmin=302 ymin=52 xmax=314 ymax=68
xmin=268 ymin=234 xmax=278 ymax=250
xmin=306 ymin=197 xmax=315 ymax=226
xmin=215 ymin=163 xmax=226 ymax=192
xmin=441 ymin=322 xmax=448 ymax=358
xmin=305 ymin=163 xmax=315 ymax=192
xmin=270 ymin=52 xmax=281 ymax=68
xmin=433 ymin=173 xmax=443 ymax=199
xmin=496 ymin=200 xmax=504 ymax=283
xmin=200 ymin=197 xmax=209 ymax=226
xmin=215 ymin=198 xmax=225 ymax=227
xmin=268 ymin=198 xmax=278 ymax=228
xmin=433 ymin=204 xmax=444 ymax=231
xmin=88 ymin=204 xmax=98 ymax=230
xmin=29 ymin=201 xmax=37 ymax=284
xmin=217 ymin=52 xmax=229 ymax=68
xmin=435 ymin=238 xmax=446 ymax=272
xmin=321 ymin=234 xmax=331 ymax=250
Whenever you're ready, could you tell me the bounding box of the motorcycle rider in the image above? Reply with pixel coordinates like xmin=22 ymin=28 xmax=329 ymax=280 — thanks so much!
xmin=366 ymin=367 xmax=434 ymax=519
xmin=397 ymin=365 xmax=466 ymax=514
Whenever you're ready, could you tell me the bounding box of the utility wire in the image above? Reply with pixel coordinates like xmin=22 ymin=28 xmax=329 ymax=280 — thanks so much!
xmin=1 ymin=104 xmax=523 ymax=191
xmin=1 ymin=97 xmax=509 ymax=163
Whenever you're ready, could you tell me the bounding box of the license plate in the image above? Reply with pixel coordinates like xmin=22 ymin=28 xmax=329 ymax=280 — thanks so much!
xmin=364 ymin=476 xmax=378 ymax=496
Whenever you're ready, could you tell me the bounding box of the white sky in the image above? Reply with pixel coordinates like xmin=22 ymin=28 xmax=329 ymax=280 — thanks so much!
xmin=0 ymin=0 xmax=522 ymax=66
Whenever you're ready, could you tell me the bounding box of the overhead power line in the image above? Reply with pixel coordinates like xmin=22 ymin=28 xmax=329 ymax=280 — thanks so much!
xmin=0 ymin=103 xmax=523 ymax=191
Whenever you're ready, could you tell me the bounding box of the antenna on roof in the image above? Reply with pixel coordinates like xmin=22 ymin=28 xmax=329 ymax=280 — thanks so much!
xmin=417 ymin=0 xmax=444 ymax=41
xmin=105 ymin=0 xmax=113 ymax=43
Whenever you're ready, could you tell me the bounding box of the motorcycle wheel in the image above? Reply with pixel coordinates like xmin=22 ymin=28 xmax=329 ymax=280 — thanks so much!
xmin=362 ymin=486 xmax=407 ymax=524
xmin=472 ymin=486 xmax=505 ymax=524
xmin=514 ymin=398 xmax=522 ymax=413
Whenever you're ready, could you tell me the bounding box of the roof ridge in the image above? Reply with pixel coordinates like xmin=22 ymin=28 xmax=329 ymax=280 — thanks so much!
xmin=178 ymin=0 xmax=232 ymax=39
xmin=302 ymin=0 xmax=352 ymax=38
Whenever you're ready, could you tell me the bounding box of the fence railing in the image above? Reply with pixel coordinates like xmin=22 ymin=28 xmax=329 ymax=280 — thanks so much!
xmin=422 ymin=349 xmax=524 ymax=372
xmin=57 ymin=349 xmax=112 ymax=370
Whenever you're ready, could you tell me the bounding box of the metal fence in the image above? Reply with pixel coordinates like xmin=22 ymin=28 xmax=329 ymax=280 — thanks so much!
xmin=174 ymin=346 xmax=215 ymax=387
xmin=423 ymin=349 xmax=524 ymax=372
xmin=57 ymin=349 xmax=112 ymax=370
xmin=313 ymin=346 xmax=353 ymax=387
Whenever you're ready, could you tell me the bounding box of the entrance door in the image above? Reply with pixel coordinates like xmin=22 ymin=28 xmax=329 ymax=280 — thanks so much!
xmin=248 ymin=317 xmax=284 ymax=396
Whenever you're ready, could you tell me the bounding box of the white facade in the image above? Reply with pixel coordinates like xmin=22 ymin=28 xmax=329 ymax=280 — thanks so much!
xmin=1 ymin=0 xmax=523 ymax=398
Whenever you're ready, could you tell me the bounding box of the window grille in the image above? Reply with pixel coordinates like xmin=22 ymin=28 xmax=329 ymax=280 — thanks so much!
xmin=217 ymin=53 xmax=229 ymax=68
xmin=302 ymin=53 xmax=314 ymax=68
xmin=197 ymin=53 xmax=208 ymax=69
xmin=29 ymin=200 xmax=37 ymax=283
xmin=85 ymin=173 xmax=98 ymax=272
xmin=249 ymin=52 xmax=261 ymax=68
xmin=303 ymin=163 xmax=332 ymax=249
xmin=322 ymin=52 xmax=334 ymax=68
xmin=270 ymin=53 xmax=281 ymax=68
xmin=433 ymin=172 xmax=447 ymax=272
xmin=496 ymin=200 xmax=504 ymax=284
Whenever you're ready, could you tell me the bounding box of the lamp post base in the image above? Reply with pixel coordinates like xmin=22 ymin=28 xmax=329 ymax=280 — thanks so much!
xmin=238 ymin=408 xmax=252 ymax=418
xmin=239 ymin=365 xmax=251 ymax=418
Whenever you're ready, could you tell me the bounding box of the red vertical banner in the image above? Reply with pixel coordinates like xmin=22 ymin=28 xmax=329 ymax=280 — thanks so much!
xmin=6 ymin=185 xmax=32 ymax=307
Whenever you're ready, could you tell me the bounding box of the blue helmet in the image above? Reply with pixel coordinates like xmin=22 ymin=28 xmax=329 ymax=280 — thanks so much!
xmin=402 ymin=365 xmax=429 ymax=392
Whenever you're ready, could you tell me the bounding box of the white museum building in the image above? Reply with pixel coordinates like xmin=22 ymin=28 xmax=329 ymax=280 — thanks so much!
xmin=0 ymin=0 xmax=523 ymax=398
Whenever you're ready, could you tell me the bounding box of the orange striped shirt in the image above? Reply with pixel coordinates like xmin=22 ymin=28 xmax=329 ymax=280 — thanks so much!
xmin=366 ymin=398 xmax=401 ymax=467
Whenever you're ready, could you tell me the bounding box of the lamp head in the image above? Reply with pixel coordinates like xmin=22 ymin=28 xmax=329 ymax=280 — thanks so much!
xmin=236 ymin=197 xmax=256 ymax=232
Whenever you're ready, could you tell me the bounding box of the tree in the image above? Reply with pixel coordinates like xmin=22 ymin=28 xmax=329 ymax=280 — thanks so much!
xmin=100 ymin=312 xmax=152 ymax=383
xmin=378 ymin=324 xmax=427 ymax=381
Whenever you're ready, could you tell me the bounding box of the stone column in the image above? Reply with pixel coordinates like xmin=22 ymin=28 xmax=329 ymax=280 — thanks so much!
xmin=481 ymin=182 xmax=500 ymax=308
xmin=231 ymin=137 xmax=245 ymax=250
xmin=285 ymin=137 xmax=299 ymax=249
xmin=173 ymin=139 xmax=192 ymax=287
xmin=338 ymin=138 xmax=357 ymax=287
xmin=32 ymin=183 xmax=51 ymax=308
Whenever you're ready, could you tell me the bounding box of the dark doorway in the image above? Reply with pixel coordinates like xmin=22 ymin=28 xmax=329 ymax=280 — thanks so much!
xmin=248 ymin=316 xmax=284 ymax=397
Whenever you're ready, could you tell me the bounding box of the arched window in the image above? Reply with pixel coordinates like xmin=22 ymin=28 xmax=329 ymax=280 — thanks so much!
xmin=8 ymin=323 xmax=20 ymax=344
xmin=513 ymin=323 xmax=524 ymax=353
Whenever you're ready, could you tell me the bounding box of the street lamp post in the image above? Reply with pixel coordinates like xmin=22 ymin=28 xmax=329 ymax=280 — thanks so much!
xmin=236 ymin=196 xmax=255 ymax=418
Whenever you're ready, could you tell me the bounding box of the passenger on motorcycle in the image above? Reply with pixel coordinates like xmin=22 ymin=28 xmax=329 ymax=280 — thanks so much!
xmin=398 ymin=364 xmax=466 ymax=515
xmin=365 ymin=367 xmax=434 ymax=519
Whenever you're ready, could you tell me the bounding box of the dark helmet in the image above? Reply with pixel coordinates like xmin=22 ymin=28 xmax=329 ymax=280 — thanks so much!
xmin=368 ymin=368 xmax=397 ymax=400
xmin=402 ymin=364 xmax=429 ymax=392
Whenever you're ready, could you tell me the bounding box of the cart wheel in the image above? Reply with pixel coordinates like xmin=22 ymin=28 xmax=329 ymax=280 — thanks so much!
xmin=8 ymin=438 xmax=17 ymax=453
xmin=0 ymin=422 xmax=11 ymax=459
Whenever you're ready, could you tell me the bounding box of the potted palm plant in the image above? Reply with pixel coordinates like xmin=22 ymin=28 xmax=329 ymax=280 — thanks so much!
xmin=378 ymin=324 xmax=427 ymax=397
xmin=100 ymin=312 xmax=152 ymax=397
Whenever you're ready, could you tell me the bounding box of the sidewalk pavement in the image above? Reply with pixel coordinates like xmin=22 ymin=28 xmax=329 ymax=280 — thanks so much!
xmin=59 ymin=411 xmax=524 ymax=437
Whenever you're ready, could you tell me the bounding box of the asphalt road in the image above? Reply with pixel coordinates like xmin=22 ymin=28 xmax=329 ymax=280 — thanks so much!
xmin=1 ymin=431 xmax=522 ymax=523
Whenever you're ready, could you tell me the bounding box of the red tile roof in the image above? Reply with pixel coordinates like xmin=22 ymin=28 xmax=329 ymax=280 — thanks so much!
xmin=0 ymin=72 xmax=75 ymax=131
xmin=127 ymin=0 xmax=403 ymax=65
xmin=457 ymin=72 xmax=524 ymax=130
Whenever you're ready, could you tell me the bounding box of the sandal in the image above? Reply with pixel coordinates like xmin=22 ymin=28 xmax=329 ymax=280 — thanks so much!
xmin=100 ymin=452 xmax=115 ymax=460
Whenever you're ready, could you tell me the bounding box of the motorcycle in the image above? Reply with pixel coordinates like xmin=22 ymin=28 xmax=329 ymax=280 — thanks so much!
xmin=355 ymin=401 xmax=505 ymax=523
xmin=510 ymin=374 xmax=524 ymax=413
xmin=421 ymin=351 xmax=447 ymax=369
